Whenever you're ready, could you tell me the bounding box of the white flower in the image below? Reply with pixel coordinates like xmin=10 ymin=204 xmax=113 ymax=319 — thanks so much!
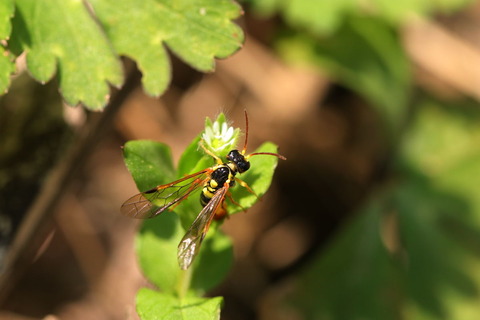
xmin=202 ymin=114 xmax=240 ymax=156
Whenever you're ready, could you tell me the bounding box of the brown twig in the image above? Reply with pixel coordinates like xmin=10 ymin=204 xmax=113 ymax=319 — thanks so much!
xmin=0 ymin=68 xmax=140 ymax=303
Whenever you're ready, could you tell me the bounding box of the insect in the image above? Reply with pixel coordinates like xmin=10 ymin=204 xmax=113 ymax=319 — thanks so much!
xmin=121 ymin=112 xmax=286 ymax=270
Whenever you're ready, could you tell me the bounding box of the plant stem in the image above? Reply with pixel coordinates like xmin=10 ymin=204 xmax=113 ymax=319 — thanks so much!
xmin=177 ymin=266 xmax=193 ymax=300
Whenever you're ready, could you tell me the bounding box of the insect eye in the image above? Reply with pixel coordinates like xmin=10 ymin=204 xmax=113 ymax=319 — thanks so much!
xmin=226 ymin=150 xmax=236 ymax=161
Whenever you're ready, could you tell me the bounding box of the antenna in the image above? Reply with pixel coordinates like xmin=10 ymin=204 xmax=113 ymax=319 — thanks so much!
xmin=242 ymin=110 xmax=249 ymax=155
xmin=242 ymin=110 xmax=287 ymax=161
xmin=248 ymin=152 xmax=287 ymax=160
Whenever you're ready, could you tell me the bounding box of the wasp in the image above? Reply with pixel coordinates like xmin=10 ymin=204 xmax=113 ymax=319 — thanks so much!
xmin=121 ymin=112 xmax=286 ymax=270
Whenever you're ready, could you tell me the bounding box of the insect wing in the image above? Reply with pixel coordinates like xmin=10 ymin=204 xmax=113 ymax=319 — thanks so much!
xmin=177 ymin=185 xmax=229 ymax=270
xmin=121 ymin=169 xmax=210 ymax=219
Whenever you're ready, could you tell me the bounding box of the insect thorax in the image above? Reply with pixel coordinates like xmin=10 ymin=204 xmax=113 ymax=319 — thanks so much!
xmin=227 ymin=150 xmax=250 ymax=173
xmin=200 ymin=165 xmax=235 ymax=206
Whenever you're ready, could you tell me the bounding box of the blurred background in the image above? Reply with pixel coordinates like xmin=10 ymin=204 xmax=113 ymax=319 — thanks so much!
xmin=2 ymin=0 xmax=480 ymax=319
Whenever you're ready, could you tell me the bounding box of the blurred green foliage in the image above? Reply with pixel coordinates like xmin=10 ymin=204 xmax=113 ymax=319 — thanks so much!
xmin=276 ymin=16 xmax=411 ymax=136
xmin=245 ymin=0 xmax=480 ymax=318
xmin=248 ymin=0 xmax=474 ymax=33
xmin=283 ymin=99 xmax=480 ymax=320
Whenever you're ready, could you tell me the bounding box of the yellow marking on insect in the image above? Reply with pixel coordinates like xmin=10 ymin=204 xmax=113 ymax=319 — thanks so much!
xmin=210 ymin=179 xmax=218 ymax=188
xmin=227 ymin=163 xmax=236 ymax=171
xmin=203 ymin=188 xmax=214 ymax=198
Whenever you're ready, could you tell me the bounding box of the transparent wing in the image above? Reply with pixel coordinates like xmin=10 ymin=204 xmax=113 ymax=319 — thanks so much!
xmin=121 ymin=169 xmax=210 ymax=219
xmin=177 ymin=185 xmax=229 ymax=270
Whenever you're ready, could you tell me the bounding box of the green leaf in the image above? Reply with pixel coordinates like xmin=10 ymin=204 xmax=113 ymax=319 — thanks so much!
xmin=136 ymin=207 xmax=233 ymax=297
xmin=124 ymin=140 xmax=183 ymax=293
xmin=288 ymin=199 xmax=397 ymax=319
xmin=431 ymin=153 xmax=480 ymax=318
xmin=393 ymin=98 xmax=480 ymax=318
xmin=402 ymin=98 xmax=480 ymax=178
xmin=123 ymin=140 xmax=176 ymax=192
xmin=277 ymin=16 xmax=411 ymax=135
xmin=9 ymin=0 xmax=123 ymax=109
xmin=137 ymin=288 xmax=223 ymax=320
xmin=175 ymin=134 xmax=213 ymax=229
xmin=400 ymin=100 xmax=480 ymax=317
xmin=367 ymin=0 xmax=473 ymax=24
xmin=393 ymin=178 xmax=477 ymax=318
xmin=190 ymin=228 xmax=233 ymax=294
xmin=400 ymin=97 xmax=480 ymax=250
xmin=5 ymin=0 xmax=244 ymax=108
xmin=227 ymin=141 xmax=282 ymax=213
xmin=437 ymin=151 xmax=480 ymax=224
xmin=0 ymin=0 xmax=13 ymax=40
xmin=254 ymin=0 xmax=356 ymax=35
xmin=0 ymin=46 xmax=15 ymax=94
xmin=88 ymin=0 xmax=244 ymax=96
xmin=249 ymin=0 xmax=474 ymax=34
xmin=0 ymin=0 xmax=15 ymax=94
xmin=287 ymin=174 xmax=479 ymax=319
xmin=132 ymin=177 xmax=232 ymax=298
xmin=137 ymin=212 xmax=233 ymax=296
xmin=177 ymin=135 xmax=211 ymax=178
xmin=137 ymin=211 xmax=185 ymax=294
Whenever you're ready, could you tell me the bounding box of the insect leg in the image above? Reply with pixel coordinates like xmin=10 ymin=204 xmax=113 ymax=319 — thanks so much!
xmin=226 ymin=191 xmax=247 ymax=213
xmin=235 ymin=177 xmax=259 ymax=199
xmin=199 ymin=140 xmax=223 ymax=165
